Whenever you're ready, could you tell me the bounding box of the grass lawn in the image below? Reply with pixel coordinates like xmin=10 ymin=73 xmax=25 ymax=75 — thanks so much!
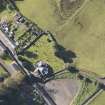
xmin=22 ymin=35 xmax=65 ymax=72
xmin=89 ymin=91 xmax=105 ymax=105
xmin=0 ymin=10 xmax=15 ymax=22
xmin=56 ymin=0 xmax=105 ymax=76
xmin=14 ymin=24 xmax=28 ymax=39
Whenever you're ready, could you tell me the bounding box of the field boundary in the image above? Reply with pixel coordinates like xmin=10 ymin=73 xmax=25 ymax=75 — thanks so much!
xmin=81 ymin=89 xmax=103 ymax=105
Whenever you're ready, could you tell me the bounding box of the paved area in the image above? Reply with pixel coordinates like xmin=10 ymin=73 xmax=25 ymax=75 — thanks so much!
xmin=44 ymin=79 xmax=80 ymax=105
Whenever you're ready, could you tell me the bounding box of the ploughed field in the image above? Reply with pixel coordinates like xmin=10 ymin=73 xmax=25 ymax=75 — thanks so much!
xmin=16 ymin=0 xmax=105 ymax=76
xmin=44 ymin=79 xmax=80 ymax=105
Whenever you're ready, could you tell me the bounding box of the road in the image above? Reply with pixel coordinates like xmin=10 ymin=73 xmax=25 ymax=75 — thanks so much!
xmin=1 ymin=41 xmax=56 ymax=105
xmin=0 ymin=30 xmax=16 ymax=55
xmin=0 ymin=40 xmax=30 ymax=76
xmin=0 ymin=31 xmax=56 ymax=105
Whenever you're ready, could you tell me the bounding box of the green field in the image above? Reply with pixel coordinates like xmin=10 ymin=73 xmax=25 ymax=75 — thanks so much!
xmin=16 ymin=0 xmax=105 ymax=76
xmin=89 ymin=91 xmax=105 ymax=105
xmin=16 ymin=0 xmax=62 ymax=30
xmin=0 ymin=1 xmax=105 ymax=104
xmin=56 ymin=0 xmax=105 ymax=76
xmin=0 ymin=0 xmax=104 ymax=76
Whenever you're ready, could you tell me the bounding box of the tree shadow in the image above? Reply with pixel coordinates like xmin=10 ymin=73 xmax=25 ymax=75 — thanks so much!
xmin=23 ymin=51 xmax=38 ymax=59
xmin=18 ymin=56 xmax=35 ymax=71
xmin=54 ymin=44 xmax=76 ymax=63
xmin=68 ymin=66 xmax=79 ymax=73
xmin=0 ymin=0 xmax=7 ymax=12
xmin=47 ymin=31 xmax=76 ymax=63
xmin=0 ymin=0 xmax=22 ymax=13
xmin=46 ymin=65 xmax=54 ymax=78
xmin=22 ymin=61 xmax=35 ymax=71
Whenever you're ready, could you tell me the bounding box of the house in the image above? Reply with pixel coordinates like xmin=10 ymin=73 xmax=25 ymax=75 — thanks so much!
xmin=32 ymin=61 xmax=52 ymax=78
xmin=35 ymin=66 xmax=49 ymax=76
xmin=35 ymin=61 xmax=49 ymax=76
xmin=0 ymin=20 xmax=9 ymax=33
